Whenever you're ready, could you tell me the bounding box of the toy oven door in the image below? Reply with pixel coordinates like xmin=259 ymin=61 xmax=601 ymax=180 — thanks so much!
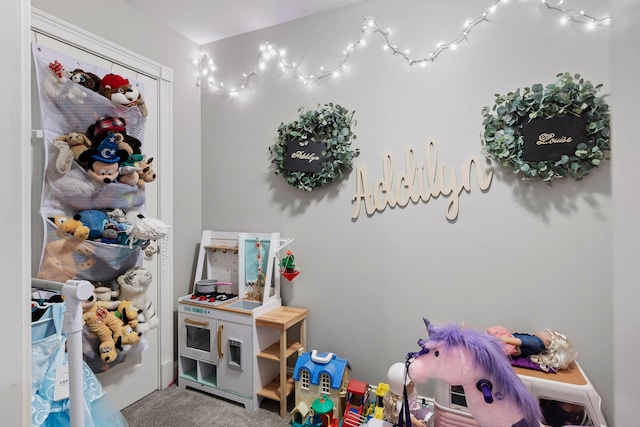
xmin=178 ymin=311 xmax=218 ymax=364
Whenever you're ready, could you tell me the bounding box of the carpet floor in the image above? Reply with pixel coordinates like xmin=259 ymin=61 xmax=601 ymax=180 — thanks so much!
xmin=121 ymin=384 xmax=292 ymax=427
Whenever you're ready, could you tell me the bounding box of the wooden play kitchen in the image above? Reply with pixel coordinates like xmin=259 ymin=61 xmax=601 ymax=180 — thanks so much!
xmin=178 ymin=230 xmax=306 ymax=417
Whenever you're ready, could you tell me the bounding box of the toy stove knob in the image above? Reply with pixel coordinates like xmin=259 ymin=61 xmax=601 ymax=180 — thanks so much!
xmin=198 ymin=295 xmax=207 ymax=301
xmin=190 ymin=294 xmax=197 ymax=299
xmin=208 ymin=297 xmax=216 ymax=302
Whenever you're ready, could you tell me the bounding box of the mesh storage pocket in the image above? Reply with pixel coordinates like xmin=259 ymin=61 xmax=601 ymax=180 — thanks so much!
xmin=38 ymin=219 xmax=141 ymax=284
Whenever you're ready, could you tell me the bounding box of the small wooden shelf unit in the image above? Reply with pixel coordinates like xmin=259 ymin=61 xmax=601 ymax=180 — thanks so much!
xmin=256 ymin=306 xmax=308 ymax=418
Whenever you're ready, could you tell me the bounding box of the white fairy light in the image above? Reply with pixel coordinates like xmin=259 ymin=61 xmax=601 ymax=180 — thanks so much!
xmin=196 ymin=0 xmax=609 ymax=95
xmin=540 ymin=0 xmax=608 ymax=25
xmin=195 ymin=51 xmax=215 ymax=87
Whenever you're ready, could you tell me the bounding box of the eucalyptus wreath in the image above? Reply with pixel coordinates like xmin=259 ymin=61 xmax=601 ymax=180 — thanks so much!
xmin=269 ymin=103 xmax=358 ymax=191
xmin=481 ymin=72 xmax=610 ymax=183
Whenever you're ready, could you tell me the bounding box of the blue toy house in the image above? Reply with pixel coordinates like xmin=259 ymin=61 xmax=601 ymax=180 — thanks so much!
xmin=291 ymin=350 xmax=351 ymax=424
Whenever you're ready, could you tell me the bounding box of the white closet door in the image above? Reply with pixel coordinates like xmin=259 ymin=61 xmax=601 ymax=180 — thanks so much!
xmin=30 ymin=31 xmax=162 ymax=409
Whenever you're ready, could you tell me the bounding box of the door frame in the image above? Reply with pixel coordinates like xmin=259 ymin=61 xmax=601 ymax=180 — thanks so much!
xmin=31 ymin=7 xmax=175 ymax=390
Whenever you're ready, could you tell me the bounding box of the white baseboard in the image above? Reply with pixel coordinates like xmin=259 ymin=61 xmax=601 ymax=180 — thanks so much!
xmin=160 ymin=360 xmax=178 ymax=388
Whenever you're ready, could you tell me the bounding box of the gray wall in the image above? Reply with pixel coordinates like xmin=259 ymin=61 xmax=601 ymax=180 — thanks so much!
xmin=201 ymin=0 xmax=615 ymax=420
xmin=611 ymin=0 xmax=640 ymax=425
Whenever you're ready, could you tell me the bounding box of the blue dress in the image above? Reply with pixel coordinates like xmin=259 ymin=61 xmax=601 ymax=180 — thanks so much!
xmin=31 ymin=302 xmax=128 ymax=427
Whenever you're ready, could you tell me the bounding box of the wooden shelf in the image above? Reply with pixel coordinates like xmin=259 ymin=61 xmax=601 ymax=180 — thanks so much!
xmin=257 ymin=376 xmax=295 ymax=401
xmin=257 ymin=341 xmax=302 ymax=362
xmin=256 ymin=306 xmax=307 ymax=418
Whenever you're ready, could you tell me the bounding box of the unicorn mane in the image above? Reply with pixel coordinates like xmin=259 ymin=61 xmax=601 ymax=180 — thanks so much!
xmin=424 ymin=320 xmax=542 ymax=426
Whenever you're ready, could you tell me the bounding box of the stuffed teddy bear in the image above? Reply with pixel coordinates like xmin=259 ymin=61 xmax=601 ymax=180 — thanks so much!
xmin=77 ymin=134 xmax=129 ymax=184
xmin=99 ymin=73 xmax=148 ymax=117
xmin=38 ymin=256 xmax=68 ymax=283
xmin=70 ymin=68 xmax=101 ymax=92
xmin=82 ymin=292 xmax=141 ymax=363
xmin=39 ymin=235 xmax=96 ymax=283
xmin=53 ymin=132 xmax=92 ymax=171
xmin=115 ymin=267 xmax=158 ymax=333
xmin=52 ymin=214 xmax=90 ymax=241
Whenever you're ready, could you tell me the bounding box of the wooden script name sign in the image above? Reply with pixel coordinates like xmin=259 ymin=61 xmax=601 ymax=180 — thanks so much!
xmin=352 ymin=141 xmax=493 ymax=221
xmin=522 ymin=116 xmax=587 ymax=162
xmin=284 ymin=139 xmax=326 ymax=173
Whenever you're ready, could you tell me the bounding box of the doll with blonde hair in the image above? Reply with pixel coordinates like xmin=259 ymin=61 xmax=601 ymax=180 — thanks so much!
xmin=487 ymin=326 xmax=577 ymax=372
xmin=383 ymin=363 xmax=434 ymax=427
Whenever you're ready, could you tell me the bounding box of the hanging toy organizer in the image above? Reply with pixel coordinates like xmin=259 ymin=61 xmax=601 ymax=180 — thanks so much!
xmin=32 ymin=42 xmax=156 ymax=373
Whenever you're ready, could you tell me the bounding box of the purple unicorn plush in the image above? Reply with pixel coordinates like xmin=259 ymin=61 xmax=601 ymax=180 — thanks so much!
xmin=407 ymin=318 xmax=543 ymax=427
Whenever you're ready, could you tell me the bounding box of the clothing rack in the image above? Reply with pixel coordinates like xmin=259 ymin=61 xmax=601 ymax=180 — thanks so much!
xmin=32 ymin=278 xmax=94 ymax=427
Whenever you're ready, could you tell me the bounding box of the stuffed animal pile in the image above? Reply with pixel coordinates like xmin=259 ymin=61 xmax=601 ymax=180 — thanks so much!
xmin=51 ymin=115 xmax=157 ymax=188
xmin=81 ymin=290 xmax=142 ymax=364
xmin=43 ymin=60 xmax=148 ymax=116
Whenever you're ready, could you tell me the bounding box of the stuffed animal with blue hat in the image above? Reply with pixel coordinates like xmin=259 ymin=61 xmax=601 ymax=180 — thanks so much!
xmin=78 ymin=134 xmax=129 ymax=184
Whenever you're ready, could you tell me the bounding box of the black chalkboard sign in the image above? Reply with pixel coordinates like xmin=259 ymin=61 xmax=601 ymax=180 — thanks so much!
xmin=283 ymin=140 xmax=326 ymax=173
xmin=522 ymin=116 xmax=587 ymax=162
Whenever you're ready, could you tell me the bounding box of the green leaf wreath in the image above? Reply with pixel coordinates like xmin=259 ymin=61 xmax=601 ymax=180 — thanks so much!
xmin=269 ymin=103 xmax=358 ymax=191
xmin=481 ymin=73 xmax=610 ymax=182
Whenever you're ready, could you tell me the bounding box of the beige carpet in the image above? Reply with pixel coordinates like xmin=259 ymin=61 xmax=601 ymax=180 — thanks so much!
xmin=121 ymin=384 xmax=292 ymax=427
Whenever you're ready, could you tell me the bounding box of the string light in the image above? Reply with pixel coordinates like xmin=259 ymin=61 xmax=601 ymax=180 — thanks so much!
xmin=195 ymin=0 xmax=609 ymax=95
xmin=541 ymin=0 xmax=608 ymax=25
xmin=195 ymin=51 xmax=217 ymax=87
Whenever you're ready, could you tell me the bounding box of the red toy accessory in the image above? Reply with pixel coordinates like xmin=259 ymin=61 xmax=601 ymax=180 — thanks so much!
xmin=93 ymin=116 xmax=126 ymax=137
xmin=49 ymin=60 xmax=65 ymax=78
xmin=280 ymin=250 xmax=300 ymax=281
xmin=101 ymin=73 xmax=130 ymax=89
